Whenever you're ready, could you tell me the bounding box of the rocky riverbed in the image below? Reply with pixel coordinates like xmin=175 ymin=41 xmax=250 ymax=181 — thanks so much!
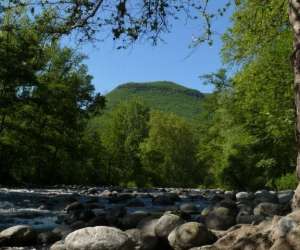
xmin=0 ymin=186 xmax=297 ymax=249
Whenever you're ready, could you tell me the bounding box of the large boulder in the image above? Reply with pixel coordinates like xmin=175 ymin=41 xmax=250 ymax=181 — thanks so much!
xmin=0 ymin=225 xmax=36 ymax=247
xmin=205 ymin=206 xmax=236 ymax=230
xmin=50 ymin=240 xmax=66 ymax=250
xmin=154 ymin=214 xmax=184 ymax=238
xmin=212 ymin=221 xmax=273 ymax=250
xmin=64 ymin=226 xmax=133 ymax=250
xmin=168 ymin=222 xmax=216 ymax=250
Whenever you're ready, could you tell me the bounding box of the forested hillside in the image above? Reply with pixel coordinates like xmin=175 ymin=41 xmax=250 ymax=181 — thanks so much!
xmin=105 ymin=81 xmax=205 ymax=120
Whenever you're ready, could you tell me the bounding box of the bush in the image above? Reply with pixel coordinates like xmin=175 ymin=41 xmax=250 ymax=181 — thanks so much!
xmin=274 ymin=173 xmax=298 ymax=190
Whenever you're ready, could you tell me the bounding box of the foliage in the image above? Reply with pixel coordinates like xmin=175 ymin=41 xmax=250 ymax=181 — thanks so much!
xmin=140 ymin=111 xmax=202 ymax=187
xmin=0 ymin=9 xmax=105 ymax=185
xmin=196 ymin=0 xmax=295 ymax=190
xmin=100 ymin=99 xmax=150 ymax=186
xmin=272 ymin=173 xmax=298 ymax=190
xmin=104 ymin=81 xmax=205 ymax=120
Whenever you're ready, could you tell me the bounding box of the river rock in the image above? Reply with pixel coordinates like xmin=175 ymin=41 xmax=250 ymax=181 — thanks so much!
xmin=152 ymin=195 xmax=175 ymax=206
xmin=126 ymin=198 xmax=145 ymax=207
xmin=205 ymin=206 xmax=236 ymax=230
xmin=278 ymin=190 xmax=294 ymax=204
xmin=253 ymin=202 xmax=281 ymax=217
xmin=50 ymin=240 xmax=66 ymax=250
xmin=65 ymin=201 xmax=83 ymax=213
xmin=236 ymin=192 xmax=252 ymax=201
xmin=126 ymin=228 xmax=157 ymax=250
xmin=0 ymin=225 xmax=36 ymax=247
xmin=65 ymin=226 xmax=133 ymax=250
xmin=254 ymin=190 xmax=278 ymax=204
xmin=154 ymin=214 xmax=184 ymax=238
xmin=37 ymin=231 xmax=61 ymax=245
xmin=121 ymin=211 xmax=150 ymax=229
xmin=180 ymin=203 xmax=198 ymax=214
xmin=168 ymin=222 xmax=216 ymax=250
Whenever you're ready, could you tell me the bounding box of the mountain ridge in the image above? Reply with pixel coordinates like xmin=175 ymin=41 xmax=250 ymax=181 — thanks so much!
xmin=105 ymin=81 xmax=206 ymax=119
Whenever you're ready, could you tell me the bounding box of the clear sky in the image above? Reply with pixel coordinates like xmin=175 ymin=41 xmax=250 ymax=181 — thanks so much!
xmin=77 ymin=1 xmax=233 ymax=95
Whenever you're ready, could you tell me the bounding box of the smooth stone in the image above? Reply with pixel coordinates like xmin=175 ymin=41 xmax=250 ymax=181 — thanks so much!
xmin=50 ymin=240 xmax=66 ymax=250
xmin=254 ymin=202 xmax=281 ymax=217
xmin=168 ymin=222 xmax=216 ymax=250
xmin=65 ymin=226 xmax=133 ymax=250
xmin=155 ymin=214 xmax=184 ymax=238
xmin=205 ymin=206 xmax=236 ymax=230
xmin=0 ymin=225 xmax=36 ymax=247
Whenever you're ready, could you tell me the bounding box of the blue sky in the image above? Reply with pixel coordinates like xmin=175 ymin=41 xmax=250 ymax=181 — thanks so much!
xmin=77 ymin=1 xmax=233 ymax=94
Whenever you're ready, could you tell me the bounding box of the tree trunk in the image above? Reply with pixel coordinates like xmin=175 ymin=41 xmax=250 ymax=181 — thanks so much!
xmin=289 ymin=0 xmax=300 ymax=209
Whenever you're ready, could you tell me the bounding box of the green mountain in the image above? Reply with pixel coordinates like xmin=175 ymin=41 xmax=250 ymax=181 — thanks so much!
xmin=105 ymin=81 xmax=206 ymax=119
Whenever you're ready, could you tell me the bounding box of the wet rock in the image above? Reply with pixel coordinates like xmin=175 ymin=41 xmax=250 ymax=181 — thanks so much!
xmin=65 ymin=226 xmax=134 ymax=250
xmin=255 ymin=190 xmax=278 ymax=204
xmin=278 ymin=190 xmax=294 ymax=204
xmin=254 ymin=202 xmax=281 ymax=217
xmin=152 ymin=195 xmax=175 ymax=206
xmin=0 ymin=225 xmax=36 ymax=247
xmin=179 ymin=203 xmax=198 ymax=214
xmin=154 ymin=214 xmax=184 ymax=238
xmin=205 ymin=206 xmax=237 ymax=230
xmin=121 ymin=211 xmax=150 ymax=229
xmin=37 ymin=231 xmax=61 ymax=245
xmin=236 ymin=211 xmax=264 ymax=225
xmin=168 ymin=222 xmax=216 ymax=250
xmin=87 ymin=187 xmax=98 ymax=195
xmin=64 ymin=202 xmax=83 ymax=213
xmin=224 ymin=191 xmax=236 ymax=201
xmin=126 ymin=198 xmax=145 ymax=207
xmin=236 ymin=192 xmax=253 ymax=202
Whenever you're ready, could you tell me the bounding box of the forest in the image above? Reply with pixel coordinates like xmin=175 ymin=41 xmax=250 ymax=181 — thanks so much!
xmin=0 ymin=1 xmax=297 ymax=191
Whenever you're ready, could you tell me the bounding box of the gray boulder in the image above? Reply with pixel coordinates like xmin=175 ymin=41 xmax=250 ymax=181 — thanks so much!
xmin=65 ymin=226 xmax=133 ymax=250
xmin=253 ymin=202 xmax=281 ymax=217
xmin=155 ymin=214 xmax=184 ymax=238
xmin=50 ymin=240 xmax=66 ymax=250
xmin=205 ymin=206 xmax=237 ymax=230
xmin=168 ymin=222 xmax=216 ymax=250
xmin=0 ymin=225 xmax=36 ymax=247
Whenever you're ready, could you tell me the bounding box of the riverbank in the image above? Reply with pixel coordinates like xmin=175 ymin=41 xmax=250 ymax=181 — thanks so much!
xmin=0 ymin=187 xmax=296 ymax=249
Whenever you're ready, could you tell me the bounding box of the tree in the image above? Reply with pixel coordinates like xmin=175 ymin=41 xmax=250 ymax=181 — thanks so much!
xmin=0 ymin=8 xmax=105 ymax=184
xmin=140 ymin=111 xmax=201 ymax=187
xmin=101 ymin=99 xmax=150 ymax=186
